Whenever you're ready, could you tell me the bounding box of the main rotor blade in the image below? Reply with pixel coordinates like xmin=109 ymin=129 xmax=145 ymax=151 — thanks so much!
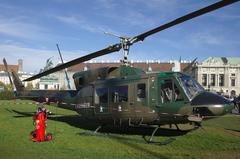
xmin=24 ymin=43 xmax=122 ymax=81
xmin=131 ymin=0 xmax=239 ymax=44
xmin=3 ymin=58 xmax=14 ymax=88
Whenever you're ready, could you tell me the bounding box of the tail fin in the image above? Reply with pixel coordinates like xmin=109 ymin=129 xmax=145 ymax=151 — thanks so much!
xmin=3 ymin=58 xmax=25 ymax=92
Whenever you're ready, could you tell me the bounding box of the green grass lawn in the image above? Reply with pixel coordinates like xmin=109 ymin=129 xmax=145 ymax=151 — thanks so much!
xmin=0 ymin=100 xmax=240 ymax=159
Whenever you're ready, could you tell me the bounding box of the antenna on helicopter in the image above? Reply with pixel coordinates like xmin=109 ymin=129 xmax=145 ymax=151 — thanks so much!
xmin=56 ymin=44 xmax=71 ymax=90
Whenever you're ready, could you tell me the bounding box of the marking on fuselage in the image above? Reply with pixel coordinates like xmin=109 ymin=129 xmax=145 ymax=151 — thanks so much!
xmin=160 ymin=113 xmax=169 ymax=115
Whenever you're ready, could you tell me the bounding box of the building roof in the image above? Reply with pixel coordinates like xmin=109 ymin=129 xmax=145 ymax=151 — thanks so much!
xmin=202 ymin=57 xmax=240 ymax=65
xmin=0 ymin=64 xmax=19 ymax=72
xmin=67 ymin=62 xmax=189 ymax=72
xmin=226 ymin=57 xmax=240 ymax=65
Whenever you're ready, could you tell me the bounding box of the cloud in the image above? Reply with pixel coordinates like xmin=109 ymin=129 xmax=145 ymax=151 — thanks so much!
xmin=0 ymin=16 xmax=48 ymax=40
xmin=0 ymin=43 xmax=123 ymax=73
xmin=96 ymin=0 xmax=118 ymax=9
xmin=210 ymin=13 xmax=240 ymax=21
xmin=0 ymin=44 xmax=85 ymax=73
xmin=190 ymin=33 xmax=222 ymax=45
xmin=55 ymin=15 xmax=83 ymax=25
xmin=54 ymin=15 xmax=122 ymax=35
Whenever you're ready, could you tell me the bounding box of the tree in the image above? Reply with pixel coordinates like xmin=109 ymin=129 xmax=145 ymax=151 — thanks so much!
xmin=5 ymin=84 xmax=13 ymax=91
xmin=0 ymin=81 xmax=14 ymax=100
xmin=0 ymin=81 xmax=7 ymax=90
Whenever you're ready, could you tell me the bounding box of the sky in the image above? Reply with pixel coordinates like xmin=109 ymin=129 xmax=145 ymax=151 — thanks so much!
xmin=0 ymin=0 xmax=239 ymax=73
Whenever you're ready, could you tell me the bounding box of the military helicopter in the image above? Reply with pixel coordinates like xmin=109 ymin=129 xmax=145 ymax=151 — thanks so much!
xmin=3 ymin=0 xmax=238 ymax=143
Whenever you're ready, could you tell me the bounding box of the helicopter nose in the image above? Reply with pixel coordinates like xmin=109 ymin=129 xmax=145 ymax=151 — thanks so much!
xmin=191 ymin=92 xmax=234 ymax=116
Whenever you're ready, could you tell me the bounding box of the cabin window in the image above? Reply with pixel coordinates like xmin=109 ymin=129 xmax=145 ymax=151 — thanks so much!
xmin=78 ymin=77 xmax=84 ymax=86
xmin=95 ymin=87 xmax=108 ymax=104
xmin=137 ymin=83 xmax=146 ymax=101
xmin=110 ymin=85 xmax=128 ymax=103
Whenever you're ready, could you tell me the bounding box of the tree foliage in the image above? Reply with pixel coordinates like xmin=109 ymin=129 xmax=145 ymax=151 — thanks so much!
xmin=0 ymin=81 xmax=14 ymax=100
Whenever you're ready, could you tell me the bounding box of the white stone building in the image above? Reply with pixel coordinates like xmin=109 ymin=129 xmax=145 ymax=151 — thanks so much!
xmin=193 ymin=57 xmax=240 ymax=97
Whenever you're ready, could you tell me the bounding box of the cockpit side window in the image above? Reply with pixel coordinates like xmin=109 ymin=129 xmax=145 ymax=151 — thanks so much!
xmin=174 ymin=83 xmax=184 ymax=101
xmin=160 ymin=80 xmax=173 ymax=103
xmin=160 ymin=79 xmax=183 ymax=103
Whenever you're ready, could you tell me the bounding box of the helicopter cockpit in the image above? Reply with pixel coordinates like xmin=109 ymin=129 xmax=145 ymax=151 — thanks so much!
xmin=178 ymin=73 xmax=204 ymax=100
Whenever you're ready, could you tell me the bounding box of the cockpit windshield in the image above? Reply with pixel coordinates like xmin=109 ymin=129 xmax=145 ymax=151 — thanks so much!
xmin=178 ymin=73 xmax=204 ymax=100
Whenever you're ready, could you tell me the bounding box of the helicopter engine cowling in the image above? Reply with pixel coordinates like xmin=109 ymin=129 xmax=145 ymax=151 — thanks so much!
xmin=72 ymin=67 xmax=118 ymax=90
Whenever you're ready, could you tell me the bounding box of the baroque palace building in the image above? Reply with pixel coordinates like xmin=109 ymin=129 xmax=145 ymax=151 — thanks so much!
xmin=193 ymin=57 xmax=240 ymax=97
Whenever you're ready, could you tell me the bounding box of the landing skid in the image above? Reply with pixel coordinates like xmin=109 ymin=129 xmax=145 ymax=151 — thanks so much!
xmin=80 ymin=125 xmax=102 ymax=136
xmin=79 ymin=125 xmax=177 ymax=145
xmin=142 ymin=127 xmax=176 ymax=145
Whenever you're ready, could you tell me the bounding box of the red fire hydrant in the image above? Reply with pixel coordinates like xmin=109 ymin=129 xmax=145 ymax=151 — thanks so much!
xmin=30 ymin=107 xmax=52 ymax=142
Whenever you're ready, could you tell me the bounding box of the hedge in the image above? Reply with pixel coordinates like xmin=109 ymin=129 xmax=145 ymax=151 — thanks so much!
xmin=0 ymin=91 xmax=14 ymax=100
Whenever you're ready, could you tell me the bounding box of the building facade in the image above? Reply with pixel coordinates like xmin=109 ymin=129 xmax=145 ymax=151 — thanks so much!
xmin=194 ymin=57 xmax=240 ymax=97
xmin=39 ymin=75 xmax=59 ymax=90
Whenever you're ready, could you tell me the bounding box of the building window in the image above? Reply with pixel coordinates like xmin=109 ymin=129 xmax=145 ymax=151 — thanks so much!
xmin=44 ymin=84 xmax=48 ymax=90
xmin=110 ymin=85 xmax=128 ymax=103
xmin=219 ymin=74 xmax=224 ymax=86
xmin=231 ymin=79 xmax=236 ymax=87
xmin=231 ymin=73 xmax=235 ymax=77
xmin=210 ymin=74 xmax=215 ymax=86
xmin=202 ymin=74 xmax=207 ymax=86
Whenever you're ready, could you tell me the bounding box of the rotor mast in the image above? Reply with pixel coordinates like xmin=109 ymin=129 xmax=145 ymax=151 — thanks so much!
xmin=104 ymin=32 xmax=130 ymax=65
xmin=121 ymin=37 xmax=130 ymax=65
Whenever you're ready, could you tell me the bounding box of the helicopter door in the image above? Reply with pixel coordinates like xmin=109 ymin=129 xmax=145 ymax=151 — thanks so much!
xmin=158 ymin=79 xmax=185 ymax=114
xmin=135 ymin=82 xmax=147 ymax=106
xmin=110 ymin=85 xmax=130 ymax=122
xmin=94 ymin=87 xmax=109 ymax=114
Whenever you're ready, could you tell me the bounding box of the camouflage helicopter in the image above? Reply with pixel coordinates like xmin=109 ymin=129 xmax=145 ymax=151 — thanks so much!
xmin=3 ymin=0 xmax=238 ymax=143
